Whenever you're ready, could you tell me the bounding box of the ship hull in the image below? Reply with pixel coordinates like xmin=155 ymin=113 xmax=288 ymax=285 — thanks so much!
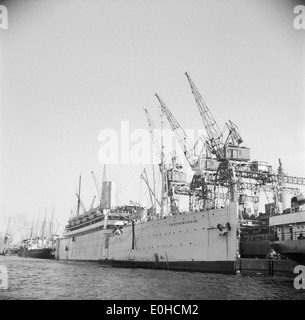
xmin=56 ymin=202 xmax=239 ymax=274
xmin=99 ymin=259 xmax=236 ymax=274
xmin=18 ymin=247 xmax=55 ymax=259
xmin=271 ymin=239 xmax=305 ymax=264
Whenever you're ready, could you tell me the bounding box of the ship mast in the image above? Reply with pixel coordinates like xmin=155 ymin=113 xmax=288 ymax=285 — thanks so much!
xmin=77 ymin=173 xmax=82 ymax=216
xmin=102 ymin=165 xmax=107 ymax=208
xmin=144 ymin=108 xmax=160 ymax=216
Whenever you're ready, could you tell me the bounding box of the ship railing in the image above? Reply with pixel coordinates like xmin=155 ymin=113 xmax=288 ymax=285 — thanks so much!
xmin=273 ymin=230 xmax=305 ymax=241
xmin=68 ymin=215 xmax=106 ymax=231
xmin=274 ymin=204 xmax=305 ymax=215
xmin=241 ymin=234 xmax=275 ymax=242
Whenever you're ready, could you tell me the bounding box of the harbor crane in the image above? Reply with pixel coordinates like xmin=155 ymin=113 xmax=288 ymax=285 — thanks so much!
xmin=155 ymin=93 xmax=219 ymax=211
xmin=184 ymin=72 xmax=257 ymax=209
xmin=185 ymin=72 xmax=224 ymax=160
xmin=144 ymin=108 xmax=162 ymax=156
xmin=224 ymin=120 xmax=243 ymax=147
xmin=155 ymin=93 xmax=201 ymax=170
xmin=143 ymin=74 xmax=305 ymax=215
xmin=155 ymin=93 xmax=215 ymax=172
xmin=184 ymin=73 xmax=305 ymax=212
xmin=185 ymin=72 xmax=247 ymax=161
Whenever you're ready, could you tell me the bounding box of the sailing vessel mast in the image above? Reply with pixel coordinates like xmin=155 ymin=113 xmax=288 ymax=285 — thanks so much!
xmin=35 ymin=212 xmax=40 ymax=240
xmin=5 ymin=217 xmax=11 ymax=237
xmin=48 ymin=204 xmax=54 ymax=242
xmin=41 ymin=207 xmax=47 ymax=245
xmin=4 ymin=217 xmax=11 ymax=248
xmin=29 ymin=214 xmax=35 ymax=240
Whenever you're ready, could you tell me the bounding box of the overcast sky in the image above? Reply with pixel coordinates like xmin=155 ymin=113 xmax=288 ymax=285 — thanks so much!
xmin=0 ymin=0 xmax=304 ymax=242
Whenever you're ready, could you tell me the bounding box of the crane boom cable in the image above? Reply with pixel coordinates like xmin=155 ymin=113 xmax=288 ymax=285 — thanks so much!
xmin=155 ymin=93 xmax=197 ymax=169
xmin=185 ymin=72 xmax=223 ymax=159
xmin=144 ymin=108 xmax=162 ymax=155
xmin=91 ymin=170 xmax=102 ymax=204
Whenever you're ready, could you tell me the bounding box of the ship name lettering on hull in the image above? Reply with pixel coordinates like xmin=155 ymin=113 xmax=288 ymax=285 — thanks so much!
xmin=169 ymin=219 xmax=198 ymax=227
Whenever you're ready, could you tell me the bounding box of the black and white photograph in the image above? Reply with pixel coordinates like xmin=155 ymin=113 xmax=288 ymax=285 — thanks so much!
xmin=0 ymin=0 xmax=305 ymax=303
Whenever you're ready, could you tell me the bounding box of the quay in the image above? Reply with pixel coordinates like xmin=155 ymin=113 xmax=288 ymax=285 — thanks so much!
xmin=238 ymin=258 xmax=299 ymax=277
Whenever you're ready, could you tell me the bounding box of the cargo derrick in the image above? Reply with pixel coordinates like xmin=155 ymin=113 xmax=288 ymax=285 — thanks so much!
xmin=140 ymin=167 xmax=162 ymax=217
xmin=89 ymin=196 xmax=96 ymax=210
xmin=75 ymin=193 xmax=87 ymax=215
xmin=155 ymin=94 xmax=198 ymax=170
xmin=91 ymin=166 xmax=108 ymax=209
xmin=91 ymin=171 xmax=103 ymax=205
xmin=153 ymin=94 xmax=192 ymax=213
xmin=144 ymin=107 xmax=168 ymax=216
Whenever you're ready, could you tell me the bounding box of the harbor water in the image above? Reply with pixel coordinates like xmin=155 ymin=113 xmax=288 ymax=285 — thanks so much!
xmin=0 ymin=255 xmax=304 ymax=300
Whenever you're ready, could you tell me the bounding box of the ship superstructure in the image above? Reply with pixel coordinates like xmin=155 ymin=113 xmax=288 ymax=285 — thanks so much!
xmin=269 ymin=172 xmax=305 ymax=264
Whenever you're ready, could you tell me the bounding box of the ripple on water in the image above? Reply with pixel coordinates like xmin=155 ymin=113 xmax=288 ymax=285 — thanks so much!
xmin=0 ymin=256 xmax=305 ymax=300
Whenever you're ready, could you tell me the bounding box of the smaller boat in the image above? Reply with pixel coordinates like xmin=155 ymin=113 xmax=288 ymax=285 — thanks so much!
xmin=270 ymin=193 xmax=305 ymax=264
xmin=0 ymin=218 xmax=12 ymax=256
xmin=17 ymin=207 xmax=59 ymax=259
xmin=18 ymin=236 xmax=58 ymax=259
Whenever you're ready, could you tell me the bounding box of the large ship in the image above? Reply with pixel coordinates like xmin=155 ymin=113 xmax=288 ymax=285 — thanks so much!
xmin=55 ymin=189 xmax=239 ymax=273
xmin=55 ymin=73 xmax=305 ymax=273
